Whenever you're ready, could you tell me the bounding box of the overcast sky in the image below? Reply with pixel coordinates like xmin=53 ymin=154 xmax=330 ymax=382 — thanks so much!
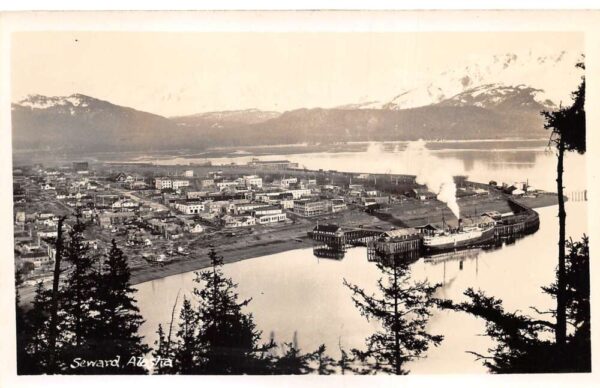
xmin=11 ymin=31 xmax=581 ymax=117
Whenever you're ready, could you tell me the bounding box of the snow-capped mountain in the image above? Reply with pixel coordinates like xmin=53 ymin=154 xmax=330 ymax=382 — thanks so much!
xmin=11 ymin=49 xmax=584 ymax=152
xmin=15 ymin=94 xmax=94 ymax=114
xmin=172 ymin=109 xmax=281 ymax=128
xmin=337 ymin=50 xmax=582 ymax=111
xmin=436 ymin=84 xmax=552 ymax=110
xmin=12 ymin=94 xmax=181 ymax=152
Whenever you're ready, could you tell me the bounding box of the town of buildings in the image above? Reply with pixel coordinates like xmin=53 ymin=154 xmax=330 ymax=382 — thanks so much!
xmin=12 ymin=157 xmax=549 ymax=287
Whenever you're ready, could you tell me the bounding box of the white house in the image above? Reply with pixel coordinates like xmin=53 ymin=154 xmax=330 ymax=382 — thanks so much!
xmin=189 ymin=223 xmax=204 ymax=233
xmin=331 ymin=199 xmax=347 ymax=213
xmin=280 ymin=177 xmax=298 ymax=188
xmin=243 ymin=175 xmax=263 ymax=188
xmin=216 ymin=181 xmax=239 ymax=191
xmin=223 ymin=215 xmax=256 ymax=228
xmin=285 ymin=189 xmax=311 ymax=199
xmin=176 ymin=202 xmax=205 ymax=214
xmin=155 ymin=177 xmax=172 ymax=190
xmin=187 ymin=191 xmax=208 ymax=199
xmin=253 ymin=206 xmax=284 ymax=216
xmin=279 ymin=199 xmax=294 ymax=209
xmin=111 ymin=199 xmax=138 ymax=209
xmin=172 ymin=180 xmax=190 ymax=190
xmin=256 ymin=213 xmax=287 ymax=224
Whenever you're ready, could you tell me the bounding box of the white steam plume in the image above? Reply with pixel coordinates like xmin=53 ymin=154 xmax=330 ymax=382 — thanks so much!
xmin=404 ymin=140 xmax=460 ymax=219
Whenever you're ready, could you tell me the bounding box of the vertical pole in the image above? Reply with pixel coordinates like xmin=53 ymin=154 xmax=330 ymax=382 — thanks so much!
xmin=47 ymin=216 xmax=65 ymax=373
xmin=555 ymin=139 xmax=567 ymax=349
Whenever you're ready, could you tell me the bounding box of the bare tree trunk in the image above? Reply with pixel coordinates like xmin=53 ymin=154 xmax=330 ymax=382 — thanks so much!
xmin=165 ymin=290 xmax=180 ymax=355
xmin=47 ymin=217 xmax=66 ymax=373
xmin=556 ymin=140 xmax=567 ymax=348
xmin=393 ymin=264 xmax=401 ymax=375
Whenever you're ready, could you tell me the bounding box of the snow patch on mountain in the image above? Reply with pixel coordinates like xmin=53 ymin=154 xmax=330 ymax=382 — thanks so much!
xmin=438 ymin=84 xmax=554 ymax=110
xmin=16 ymin=94 xmax=93 ymax=110
xmin=338 ymin=49 xmax=582 ymax=111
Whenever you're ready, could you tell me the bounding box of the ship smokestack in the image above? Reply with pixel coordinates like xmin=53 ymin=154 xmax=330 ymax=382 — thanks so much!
xmin=458 ymin=218 xmax=463 ymax=230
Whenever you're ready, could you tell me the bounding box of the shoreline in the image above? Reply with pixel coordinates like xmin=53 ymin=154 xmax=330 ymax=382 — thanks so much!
xmin=17 ymin=194 xmax=563 ymax=302
xmin=129 ymin=195 xmax=562 ymax=287
xmin=129 ymin=237 xmax=313 ymax=286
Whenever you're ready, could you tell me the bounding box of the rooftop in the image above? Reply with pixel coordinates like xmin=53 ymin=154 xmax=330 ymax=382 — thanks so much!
xmin=381 ymin=228 xmax=419 ymax=239
xmin=313 ymin=224 xmax=341 ymax=233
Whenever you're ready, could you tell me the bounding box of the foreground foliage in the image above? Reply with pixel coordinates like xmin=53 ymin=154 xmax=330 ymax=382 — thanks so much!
xmin=16 ymin=218 xmax=148 ymax=374
xmin=440 ymin=236 xmax=590 ymax=373
xmin=344 ymin=257 xmax=443 ymax=374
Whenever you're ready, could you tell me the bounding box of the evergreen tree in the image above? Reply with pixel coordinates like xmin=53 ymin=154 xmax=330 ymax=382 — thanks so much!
xmin=344 ymin=259 xmax=443 ymax=375
xmin=312 ymin=344 xmax=335 ymax=375
xmin=172 ymin=297 xmax=200 ymax=374
xmin=338 ymin=342 xmax=352 ymax=375
xmin=541 ymin=59 xmax=585 ymax=349
xmin=439 ymin=236 xmax=590 ymax=373
xmin=152 ymin=292 xmax=181 ymax=374
xmin=152 ymin=324 xmax=175 ymax=374
xmin=60 ymin=217 xmax=98 ymax=369
xmin=89 ymin=239 xmax=149 ymax=374
xmin=271 ymin=342 xmax=314 ymax=374
xmin=161 ymin=248 xmax=273 ymax=374
xmin=46 ymin=216 xmax=66 ymax=373
xmin=16 ymin=218 xmax=152 ymax=375
xmin=192 ymin=248 xmax=272 ymax=374
xmin=15 ymin=269 xmax=31 ymax=374
xmin=542 ymin=235 xmax=590 ymax=371
xmin=19 ymin=282 xmax=53 ymax=374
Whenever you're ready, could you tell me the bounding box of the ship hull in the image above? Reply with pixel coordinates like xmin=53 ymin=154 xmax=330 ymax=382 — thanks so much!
xmin=423 ymin=226 xmax=495 ymax=253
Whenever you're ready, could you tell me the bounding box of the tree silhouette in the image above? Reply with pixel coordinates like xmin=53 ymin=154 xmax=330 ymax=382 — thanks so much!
xmin=542 ymin=236 xmax=590 ymax=371
xmin=163 ymin=247 xmax=273 ymax=374
xmin=312 ymin=344 xmax=336 ymax=375
xmin=541 ymin=59 xmax=585 ymax=349
xmin=18 ymin=282 xmax=53 ymax=374
xmin=16 ymin=217 xmax=151 ymax=374
xmin=47 ymin=216 xmax=66 ymax=373
xmin=337 ymin=342 xmax=353 ymax=375
xmin=344 ymin=259 xmax=443 ymax=374
xmin=271 ymin=342 xmax=314 ymax=374
xmin=439 ymin=236 xmax=590 ymax=373
xmin=172 ymin=297 xmax=200 ymax=374
xmin=152 ymin=293 xmax=180 ymax=374
xmin=152 ymin=324 xmax=175 ymax=374
xmin=194 ymin=248 xmax=273 ymax=373
xmin=15 ymin=269 xmax=30 ymax=374
xmin=60 ymin=217 xmax=98 ymax=371
xmin=89 ymin=239 xmax=149 ymax=374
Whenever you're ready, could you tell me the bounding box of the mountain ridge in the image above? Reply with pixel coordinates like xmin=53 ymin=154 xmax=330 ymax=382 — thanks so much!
xmin=10 ymin=87 xmax=553 ymax=152
xmin=12 ymin=49 xmax=581 ymax=152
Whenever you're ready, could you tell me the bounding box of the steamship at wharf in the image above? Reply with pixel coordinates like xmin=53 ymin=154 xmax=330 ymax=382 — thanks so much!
xmin=309 ymin=198 xmax=540 ymax=257
xmin=420 ymin=215 xmax=496 ymax=253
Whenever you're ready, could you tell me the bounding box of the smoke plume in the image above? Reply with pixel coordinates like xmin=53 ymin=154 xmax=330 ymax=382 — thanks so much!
xmin=404 ymin=140 xmax=460 ymax=219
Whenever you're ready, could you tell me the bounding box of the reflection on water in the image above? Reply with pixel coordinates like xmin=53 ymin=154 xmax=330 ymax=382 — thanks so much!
xmin=436 ymin=149 xmax=540 ymax=173
xmin=134 ymin=202 xmax=587 ymax=374
xmin=315 ymin=230 xmax=534 ymax=265
xmin=132 ymin=141 xmax=587 ymax=374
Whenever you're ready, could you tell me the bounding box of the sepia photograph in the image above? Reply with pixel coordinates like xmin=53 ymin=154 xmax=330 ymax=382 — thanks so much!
xmin=0 ymin=8 xmax=598 ymax=386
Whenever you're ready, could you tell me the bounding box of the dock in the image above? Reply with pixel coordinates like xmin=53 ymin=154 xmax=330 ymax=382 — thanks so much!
xmin=308 ymin=197 xmax=541 ymax=260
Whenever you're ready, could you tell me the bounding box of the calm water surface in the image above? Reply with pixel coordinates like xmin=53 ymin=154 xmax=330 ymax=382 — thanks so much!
xmin=139 ymin=140 xmax=586 ymax=193
xmin=134 ymin=144 xmax=587 ymax=374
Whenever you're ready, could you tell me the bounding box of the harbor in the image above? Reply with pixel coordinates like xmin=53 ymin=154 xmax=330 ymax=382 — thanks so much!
xmin=133 ymin=201 xmax=588 ymax=374
xmin=309 ymin=188 xmax=543 ymax=259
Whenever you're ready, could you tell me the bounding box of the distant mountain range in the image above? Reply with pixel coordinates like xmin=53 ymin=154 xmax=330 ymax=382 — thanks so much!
xmin=171 ymin=109 xmax=281 ymax=128
xmin=11 ymin=50 xmax=582 ymax=153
